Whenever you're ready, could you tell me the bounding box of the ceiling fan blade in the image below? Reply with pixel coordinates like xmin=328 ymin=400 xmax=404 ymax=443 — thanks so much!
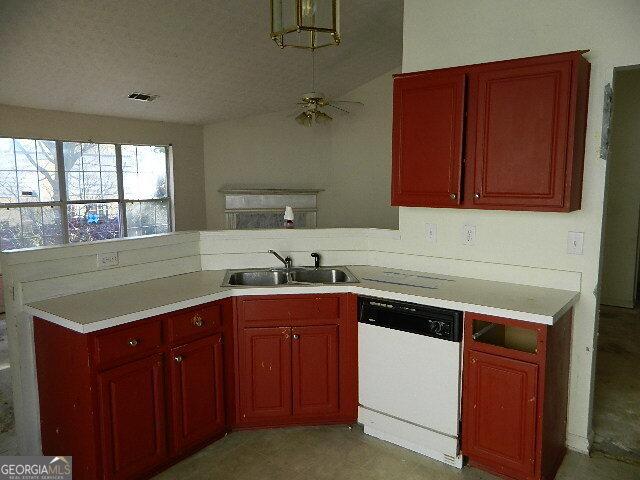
xmin=326 ymin=104 xmax=351 ymax=114
xmin=327 ymin=100 xmax=365 ymax=106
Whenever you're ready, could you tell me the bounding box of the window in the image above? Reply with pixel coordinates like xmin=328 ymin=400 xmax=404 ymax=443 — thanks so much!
xmin=0 ymin=138 xmax=172 ymax=250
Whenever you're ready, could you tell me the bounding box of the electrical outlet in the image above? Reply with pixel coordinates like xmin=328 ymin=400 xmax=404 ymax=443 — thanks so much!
xmin=567 ymin=232 xmax=584 ymax=255
xmin=426 ymin=223 xmax=437 ymax=243
xmin=97 ymin=252 xmax=119 ymax=268
xmin=462 ymin=224 xmax=476 ymax=246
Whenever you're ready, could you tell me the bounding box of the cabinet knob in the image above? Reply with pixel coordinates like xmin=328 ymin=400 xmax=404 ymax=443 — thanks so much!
xmin=450 ymin=193 xmax=457 ymax=200
xmin=293 ymin=334 xmax=300 ymax=340
xmin=174 ymin=355 xmax=184 ymax=363
xmin=128 ymin=338 xmax=139 ymax=347
xmin=192 ymin=315 xmax=204 ymax=327
xmin=474 ymin=193 xmax=480 ymax=199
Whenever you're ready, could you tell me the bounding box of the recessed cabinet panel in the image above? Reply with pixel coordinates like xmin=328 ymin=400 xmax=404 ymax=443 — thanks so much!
xmin=292 ymin=325 xmax=340 ymax=416
xmin=240 ymin=327 xmax=292 ymax=421
xmin=169 ymin=334 xmax=225 ymax=453
xmin=392 ymin=71 xmax=465 ymax=207
xmin=463 ymin=351 xmax=538 ymax=478
xmin=98 ymin=355 xmax=167 ymax=480
xmin=471 ymin=60 xmax=572 ymax=208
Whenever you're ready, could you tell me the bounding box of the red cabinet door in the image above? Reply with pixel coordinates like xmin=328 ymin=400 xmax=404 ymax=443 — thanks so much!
xmin=469 ymin=57 xmax=573 ymax=209
xmin=169 ymin=334 xmax=225 ymax=453
xmin=240 ymin=327 xmax=292 ymax=422
xmin=462 ymin=350 xmax=538 ymax=478
xmin=392 ymin=70 xmax=466 ymax=207
xmin=292 ymin=325 xmax=339 ymax=417
xmin=98 ymin=354 xmax=167 ymax=480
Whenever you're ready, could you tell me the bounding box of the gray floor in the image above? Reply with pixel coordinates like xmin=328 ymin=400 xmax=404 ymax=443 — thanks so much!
xmin=593 ymin=305 xmax=640 ymax=462
xmin=154 ymin=425 xmax=640 ymax=480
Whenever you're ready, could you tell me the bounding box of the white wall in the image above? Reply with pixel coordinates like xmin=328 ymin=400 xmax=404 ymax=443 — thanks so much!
xmin=400 ymin=0 xmax=640 ymax=452
xmin=325 ymin=71 xmax=399 ymax=229
xmin=203 ymin=69 xmax=399 ymax=230
xmin=0 ymin=104 xmax=207 ymax=231
xmin=203 ymin=110 xmax=332 ymax=228
xmin=600 ymin=68 xmax=640 ymax=307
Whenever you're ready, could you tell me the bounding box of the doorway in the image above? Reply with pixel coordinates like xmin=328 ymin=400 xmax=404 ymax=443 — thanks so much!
xmin=595 ymin=65 xmax=640 ymax=463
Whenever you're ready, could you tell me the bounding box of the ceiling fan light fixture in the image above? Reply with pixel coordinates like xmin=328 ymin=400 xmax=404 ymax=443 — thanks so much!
xmin=271 ymin=0 xmax=341 ymax=50
xmin=295 ymin=111 xmax=313 ymax=127
xmin=314 ymin=110 xmax=332 ymax=124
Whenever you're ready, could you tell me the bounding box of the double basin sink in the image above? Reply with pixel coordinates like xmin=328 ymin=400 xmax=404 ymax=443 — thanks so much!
xmin=222 ymin=266 xmax=359 ymax=287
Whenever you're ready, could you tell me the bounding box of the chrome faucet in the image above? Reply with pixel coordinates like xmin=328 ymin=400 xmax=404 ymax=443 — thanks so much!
xmin=311 ymin=252 xmax=321 ymax=268
xmin=268 ymin=250 xmax=292 ymax=270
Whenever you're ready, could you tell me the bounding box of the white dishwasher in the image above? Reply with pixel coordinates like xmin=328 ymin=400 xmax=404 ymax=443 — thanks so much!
xmin=358 ymin=297 xmax=463 ymax=468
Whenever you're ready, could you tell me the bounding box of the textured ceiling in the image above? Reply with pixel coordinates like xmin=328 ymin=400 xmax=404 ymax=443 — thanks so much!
xmin=0 ymin=0 xmax=403 ymax=125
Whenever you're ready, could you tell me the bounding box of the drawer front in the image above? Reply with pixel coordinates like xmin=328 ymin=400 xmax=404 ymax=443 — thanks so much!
xmin=240 ymin=296 xmax=341 ymax=324
xmin=167 ymin=305 xmax=222 ymax=345
xmin=94 ymin=320 xmax=162 ymax=369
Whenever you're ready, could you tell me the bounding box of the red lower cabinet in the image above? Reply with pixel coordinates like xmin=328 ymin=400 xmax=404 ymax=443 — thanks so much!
xmin=34 ymin=294 xmax=358 ymax=479
xmin=98 ymin=355 xmax=168 ymax=480
xmin=169 ymin=334 xmax=225 ymax=453
xmin=240 ymin=326 xmax=293 ymax=422
xmin=34 ymin=299 xmax=232 ymax=480
xmin=462 ymin=310 xmax=573 ymax=480
xmin=292 ymin=325 xmax=339 ymax=417
xmin=234 ymin=294 xmax=358 ymax=428
xmin=463 ymin=351 xmax=538 ymax=478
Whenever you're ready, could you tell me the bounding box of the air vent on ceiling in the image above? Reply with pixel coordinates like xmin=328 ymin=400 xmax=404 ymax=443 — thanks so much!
xmin=128 ymin=92 xmax=159 ymax=102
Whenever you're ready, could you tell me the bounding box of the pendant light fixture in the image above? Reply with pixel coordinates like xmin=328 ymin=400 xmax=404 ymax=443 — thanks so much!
xmin=270 ymin=0 xmax=340 ymax=50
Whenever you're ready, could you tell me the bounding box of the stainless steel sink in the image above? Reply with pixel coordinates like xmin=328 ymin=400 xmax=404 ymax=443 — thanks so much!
xmin=222 ymin=267 xmax=358 ymax=287
xmin=290 ymin=268 xmax=354 ymax=284
xmin=226 ymin=270 xmax=289 ymax=286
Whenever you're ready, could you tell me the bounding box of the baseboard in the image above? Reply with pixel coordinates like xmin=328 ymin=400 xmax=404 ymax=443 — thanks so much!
xmin=566 ymin=430 xmax=593 ymax=454
xmin=600 ymin=297 xmax=635 ymax=309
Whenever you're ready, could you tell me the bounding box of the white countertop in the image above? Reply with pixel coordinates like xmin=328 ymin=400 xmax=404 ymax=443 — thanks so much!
xmin=25 ymin=265 xmax=579 ymax=333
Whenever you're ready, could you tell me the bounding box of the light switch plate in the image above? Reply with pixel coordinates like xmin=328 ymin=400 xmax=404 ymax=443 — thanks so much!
xmin=425 ymin=223 xmax=437 ymax=243
xmin=567 ymin=232 xmax=584 ymax=255
xmin=97 ymin=252 xmax=119 ymax=268
xmin=462 ymin=224 xmax=476 ymax=246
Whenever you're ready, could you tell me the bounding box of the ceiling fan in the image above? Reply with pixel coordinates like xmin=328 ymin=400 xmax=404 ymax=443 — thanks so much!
xmin=293 ymin=53 xmax=363 ymax=127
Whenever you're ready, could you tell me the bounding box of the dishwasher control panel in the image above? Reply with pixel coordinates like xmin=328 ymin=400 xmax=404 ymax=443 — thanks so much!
xmin=358 ymin=297 xmax=462 ymax=342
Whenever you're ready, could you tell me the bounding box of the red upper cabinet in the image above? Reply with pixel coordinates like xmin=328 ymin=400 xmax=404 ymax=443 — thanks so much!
xmin=392 ymin=51 xmax=590 ymax=212
xmin=392 ymin=71 xmax=466 ymax=207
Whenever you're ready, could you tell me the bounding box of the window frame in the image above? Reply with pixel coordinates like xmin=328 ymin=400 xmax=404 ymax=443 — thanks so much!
xmin=0 ymin=137 xmax=174 ymax=250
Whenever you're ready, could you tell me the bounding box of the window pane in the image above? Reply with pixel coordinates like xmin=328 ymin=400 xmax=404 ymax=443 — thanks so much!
xmin=67 ymin=202 xmax=120 ymax=243
xmin=0 ymin=171 xmax=18 ymax=203
xmin=36 ymin=140 xmax=58 ymax=173
xmin=17 ymin=171 xmax=40 ymax=202
xmin=14 ymin=139 xmax=38 ymax=171
xmin=38 ymin=170 xmax=60 ymax=202
xmin=99 ymin=144 xmax=117 ymax=171
xmin=63 ymin=142 xmax=118 ymax=201
xmin=122 ymin=145 xmax=167 ymax=199
xmin=0 ymin=206 xmax=63 ymax=250
xmin=0 ymin=138 xmax=60 ymax=203
xmin=0 ymin=138 xmax=15 ymax=170
xmin=126 ymin=200 xmax=169 ymax=237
